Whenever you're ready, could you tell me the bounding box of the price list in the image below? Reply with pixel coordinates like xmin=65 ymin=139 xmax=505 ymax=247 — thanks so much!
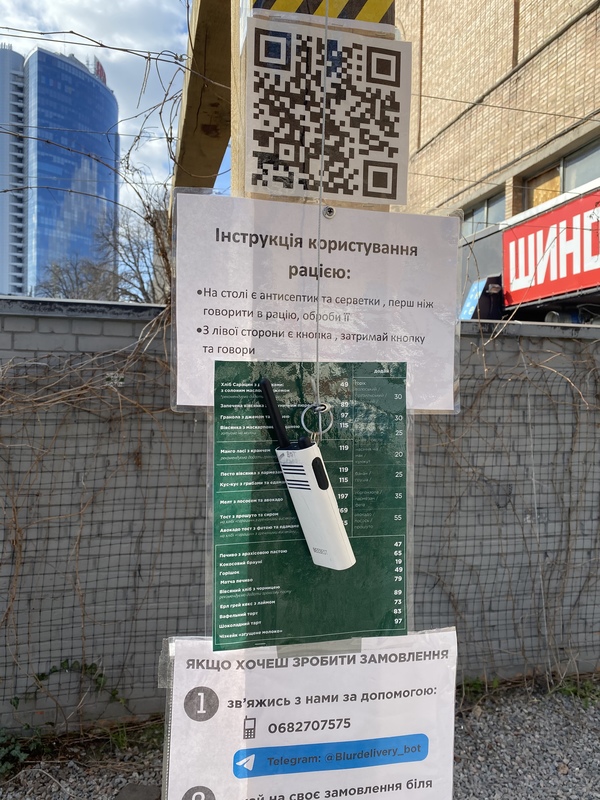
xmin=213 ymin=360 xmax=407 ymax=650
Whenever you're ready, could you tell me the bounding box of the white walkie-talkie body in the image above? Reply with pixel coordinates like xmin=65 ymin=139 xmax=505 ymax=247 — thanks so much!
xmin=260 ymin=378 xmax=356 ymax=571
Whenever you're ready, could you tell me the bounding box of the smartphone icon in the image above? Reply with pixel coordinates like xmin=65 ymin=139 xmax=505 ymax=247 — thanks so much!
xmin=243 ymin=717 xmax=256 ymax=740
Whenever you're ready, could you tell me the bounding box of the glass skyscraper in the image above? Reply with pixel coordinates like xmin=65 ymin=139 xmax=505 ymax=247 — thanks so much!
xmin=0 ymin=46 xmax=119 ymax=295
xmin=0 ymin=45 xmax=26 ymax=295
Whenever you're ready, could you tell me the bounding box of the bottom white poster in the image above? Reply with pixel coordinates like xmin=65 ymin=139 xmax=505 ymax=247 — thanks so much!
xmin=164 ymin=630 xmax=457 ymax=800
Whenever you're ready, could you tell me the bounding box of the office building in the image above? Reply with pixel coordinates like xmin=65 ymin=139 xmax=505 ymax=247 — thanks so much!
xmin=393 ymin=2 xmax=600 ymax=316
xmin=396 ymin=2 xmax=600 ymax=222
xmin=0 ymin=45 xmax=26 ymax=294
xmin=0 ymin=45 xmax=119 ymax=295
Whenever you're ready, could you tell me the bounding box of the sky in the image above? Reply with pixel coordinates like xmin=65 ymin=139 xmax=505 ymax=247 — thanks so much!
xmin=0 ymin=0 xmax=232 ymax=207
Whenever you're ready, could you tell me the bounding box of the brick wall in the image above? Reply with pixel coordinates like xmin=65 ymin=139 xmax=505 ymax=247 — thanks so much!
xmin=396 ymin=1 xmax=600 ymax=214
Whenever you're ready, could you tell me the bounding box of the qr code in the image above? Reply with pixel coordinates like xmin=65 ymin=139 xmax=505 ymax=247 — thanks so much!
xmin=246 ymin=18 xmax=411 ymax=205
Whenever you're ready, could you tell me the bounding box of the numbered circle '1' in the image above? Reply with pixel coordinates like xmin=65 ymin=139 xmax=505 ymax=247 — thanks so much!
xmin=184 ymin=686 xmax=219 ymax=721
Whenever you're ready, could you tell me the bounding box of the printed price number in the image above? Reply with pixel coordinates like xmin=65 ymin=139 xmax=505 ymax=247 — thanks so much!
xmin=338 ymin=379 xmax=352 ymax=400
xmin=268 ymin=718 xmax=351 ymax=734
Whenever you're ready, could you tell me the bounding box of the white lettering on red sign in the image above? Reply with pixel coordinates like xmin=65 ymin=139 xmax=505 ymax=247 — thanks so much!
xmin=503 ymin=190 xmax=600 ymax=307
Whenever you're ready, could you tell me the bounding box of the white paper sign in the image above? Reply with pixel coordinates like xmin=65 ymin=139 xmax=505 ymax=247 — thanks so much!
xmin=165 ymin=631 xmax=457 ymax=800
xmin=174 ymin=194 xmax=459 ymax=411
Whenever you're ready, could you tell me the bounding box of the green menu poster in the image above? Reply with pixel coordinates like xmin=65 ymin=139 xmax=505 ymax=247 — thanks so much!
xmin=213 ymin=361 xmax=407 ymax=650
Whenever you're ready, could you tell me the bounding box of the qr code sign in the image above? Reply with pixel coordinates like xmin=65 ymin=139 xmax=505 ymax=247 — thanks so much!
xmin=246 ymin=18 xmax=411 ymax=205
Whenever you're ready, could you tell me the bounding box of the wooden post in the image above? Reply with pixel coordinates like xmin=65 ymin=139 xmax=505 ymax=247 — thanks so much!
xmin=174 ymin=0 xmax=231 ymax=190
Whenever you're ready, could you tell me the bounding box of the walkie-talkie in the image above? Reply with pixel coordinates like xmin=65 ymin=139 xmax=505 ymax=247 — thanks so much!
xmin=259 ymin=377 xmax=356 ymax=571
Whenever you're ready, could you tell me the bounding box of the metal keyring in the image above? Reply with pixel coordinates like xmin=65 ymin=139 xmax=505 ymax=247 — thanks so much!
xmin=300 ymin=402 xmax=334 ymax=438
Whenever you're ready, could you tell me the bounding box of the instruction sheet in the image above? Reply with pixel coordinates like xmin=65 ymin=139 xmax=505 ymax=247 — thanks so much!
xmin=164 ymin=631 xmax=457 ymax=800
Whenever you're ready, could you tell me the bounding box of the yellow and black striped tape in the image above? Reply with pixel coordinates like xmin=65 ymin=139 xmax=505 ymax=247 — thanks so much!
xmin=252 ymin=0 xmax=394 ymax=26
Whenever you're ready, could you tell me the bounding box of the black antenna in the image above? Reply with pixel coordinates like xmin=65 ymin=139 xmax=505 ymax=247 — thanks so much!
xmin=259 ymin=377 xmax=291 ymax=448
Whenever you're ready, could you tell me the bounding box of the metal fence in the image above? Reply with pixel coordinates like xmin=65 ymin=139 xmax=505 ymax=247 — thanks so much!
xmin=413 ymin=346 xmax=600 ymax=680
xmin=1 ymin=330 xmax=210 ymax=731
xmin=1 ymin=315 xmax=599 ymax=730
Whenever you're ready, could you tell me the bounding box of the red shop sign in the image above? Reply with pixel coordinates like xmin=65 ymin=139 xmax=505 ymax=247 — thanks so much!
xmin=503 ymin=188 xmax=600 ymax=307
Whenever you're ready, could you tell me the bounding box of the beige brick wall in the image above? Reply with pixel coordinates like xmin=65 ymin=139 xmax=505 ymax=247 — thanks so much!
xmin=396 ymin=1 xmax=600 ymax=215
xmin=518 ymin=0 xmax=591 ymax=59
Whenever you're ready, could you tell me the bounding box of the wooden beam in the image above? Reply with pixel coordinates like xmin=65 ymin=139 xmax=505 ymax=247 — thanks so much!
xmin=173 ymin=0 xmax=231 ymax=189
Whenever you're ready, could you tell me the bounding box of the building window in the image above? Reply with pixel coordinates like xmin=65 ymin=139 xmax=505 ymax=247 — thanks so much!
xmin=462 ymin=192 xmax=505 ymax=237
xmin=564 ymin=141 xmax=600 ymax=192
xmin=526 ymin=166 xmax=561 ymax=208
xmin=524 ymin=140 xmax=600 ymax=210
